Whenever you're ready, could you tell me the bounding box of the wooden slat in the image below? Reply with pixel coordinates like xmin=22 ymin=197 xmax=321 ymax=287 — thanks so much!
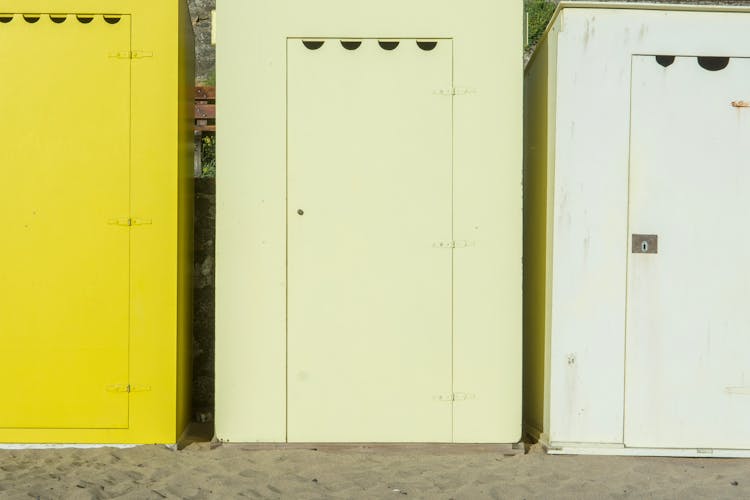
xmin=195 ymin=86 xmax=216 ymax=100
xmin=194 ymin=86 xmax=216 ymax=133
xmin=195 ymin=103 xmax=216 ymax=120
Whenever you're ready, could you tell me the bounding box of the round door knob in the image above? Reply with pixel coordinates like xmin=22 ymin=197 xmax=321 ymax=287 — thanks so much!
xmin=297 ymin=209 xmax=304 ymax=216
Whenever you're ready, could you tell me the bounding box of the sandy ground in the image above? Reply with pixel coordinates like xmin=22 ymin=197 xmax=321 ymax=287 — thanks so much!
xmin=2 ymin=441 xmax=750 ymax=500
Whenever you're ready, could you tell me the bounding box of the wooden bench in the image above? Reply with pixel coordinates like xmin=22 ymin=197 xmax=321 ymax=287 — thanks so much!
xmin=194 ymin=86 xmax=216 ymax=176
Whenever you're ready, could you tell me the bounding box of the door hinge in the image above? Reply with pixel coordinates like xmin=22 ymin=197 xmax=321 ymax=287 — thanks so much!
xmin=725 ymin=386 xmax=750 ymax=395
xmin=108 ymin=217 xmax=153 ymax=227
xmin=433 ymin=240 xmax=475 ymax=249
xmin=110 ymin=50 xmax=154 ymax=60
xmin=434 ymin=392 xmax=476 ymax=402
xmin=434 ymin=87 xmax=476 ymax=96
xmin=106 ymin=384 xmax=152 ymax=393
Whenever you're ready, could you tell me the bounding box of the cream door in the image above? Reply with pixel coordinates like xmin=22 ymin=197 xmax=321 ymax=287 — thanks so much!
xmin=0 ymin=15 xmax=131 ymax=429
xmin=626 ymin=55 xmax=750 ymax=449
xmin=287 ymin=38 xmax=453 ymax=442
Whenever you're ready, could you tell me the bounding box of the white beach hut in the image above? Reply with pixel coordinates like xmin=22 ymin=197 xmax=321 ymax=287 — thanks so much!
xmin=524 ymin=1 xmax=750 ymax=456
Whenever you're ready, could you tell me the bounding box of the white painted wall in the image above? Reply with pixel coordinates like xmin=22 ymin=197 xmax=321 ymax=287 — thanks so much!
xmin=540 ymin=4 xmax=750 ymax=450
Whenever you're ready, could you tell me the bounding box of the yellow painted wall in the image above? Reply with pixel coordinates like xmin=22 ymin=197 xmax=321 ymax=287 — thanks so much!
xmin=523 ymin=38 xmax=549 ymax=440
xmin=216 ymin=0 xmax=523 ymax=443
xmin=0 ymin=1 xmax=193 ymax=445
xmin=176 ymin=0 xmax=196 ymax=442
xmin=523 ymin=12 xmax=560 ymax=443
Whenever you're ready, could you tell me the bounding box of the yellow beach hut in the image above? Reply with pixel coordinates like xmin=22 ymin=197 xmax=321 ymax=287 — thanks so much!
xmin=0 ymin=0 xmax=194 ymax=445
xmin=215 ymin=0 xmax=523 ymax=444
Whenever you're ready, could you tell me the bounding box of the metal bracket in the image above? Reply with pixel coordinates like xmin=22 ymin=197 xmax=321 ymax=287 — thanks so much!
xmin=106 ymin=384 xmax=152 ymax=393
xmin=109 ymin=50 xmax=154 ymax=60
xmin=632 ymin=234 xmax=658 ymax=254
xmin=434 ymin=87 xmax=476 ymax=96
xmin=433 ymin=240 xmax=475 ymax=249
xmin=108 ymin=218 xmax=153 ymax=227
xmin=726 ymin=386 xmax=750 ymax=395
xmin=434 ymin=392 xmax=476 ymax=402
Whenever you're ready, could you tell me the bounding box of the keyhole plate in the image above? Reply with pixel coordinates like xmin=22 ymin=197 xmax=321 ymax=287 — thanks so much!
xmin=632 ymin=234 xmax=658 ymax=254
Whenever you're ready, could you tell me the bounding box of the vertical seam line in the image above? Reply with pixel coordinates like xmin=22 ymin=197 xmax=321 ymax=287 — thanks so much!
xmin=450 ymin=38 xmax=456 ymax=443
xmin=622 ymin=54 xmax=637 ymax=446
xmin=285 ymin=38 xmax=290 ymax=443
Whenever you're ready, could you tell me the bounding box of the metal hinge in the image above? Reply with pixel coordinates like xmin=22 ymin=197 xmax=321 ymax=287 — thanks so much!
xmin=109 ymin=50 xmax=154 ymax=60
xmin=434 ymin=87 xmax=476 ymax=96
xmin=106 ymin=384 xmax=152 ymax=393
xmin=108 ymin=217 xmax=153 ymax=227
xmin=433 ymin=240 xmax=475 ymax=249
xmin=435 ymin=392 xmax=476 ymax=402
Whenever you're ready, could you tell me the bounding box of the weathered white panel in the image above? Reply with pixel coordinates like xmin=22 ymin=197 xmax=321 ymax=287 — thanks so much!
xmin=550 ymin=9 xmax=633 ymax=444
xmin=547 ymin=5 xmax=750 ymax=446
xmin=625 ymin=55 xmax=750 ymax=449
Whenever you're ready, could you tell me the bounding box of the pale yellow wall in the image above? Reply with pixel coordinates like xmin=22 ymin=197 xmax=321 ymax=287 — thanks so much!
xmin=216 ymin=0 xmax=523 ymax=443
xmin=523 ymin=12 xmax=561 ymax=443
xmin=523 ymin=34 xmax=550 ymax=440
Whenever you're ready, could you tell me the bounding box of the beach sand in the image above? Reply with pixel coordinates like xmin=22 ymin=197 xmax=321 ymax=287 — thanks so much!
xmin=1 ymin=440 xmax=749 ymax=499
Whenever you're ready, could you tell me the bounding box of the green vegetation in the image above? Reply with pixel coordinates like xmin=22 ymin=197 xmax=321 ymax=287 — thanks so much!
xmin=201 ymin=134 xmax=216 ymax=177
xmin=525 ymin=0 xmax=556 ymax=50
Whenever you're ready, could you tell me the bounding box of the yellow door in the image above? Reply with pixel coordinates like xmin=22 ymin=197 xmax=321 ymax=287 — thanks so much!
xmin=287 ymin=38 xmax=454 ymax=442
xmin=0 ymin=14 xmax=131 ymax=429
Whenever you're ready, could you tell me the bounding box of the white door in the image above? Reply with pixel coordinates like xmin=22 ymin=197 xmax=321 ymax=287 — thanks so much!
xmin=287 ymin=39 xmax=454 ymax=442
xmin=626 ymin=55 xmax=750 ymax=449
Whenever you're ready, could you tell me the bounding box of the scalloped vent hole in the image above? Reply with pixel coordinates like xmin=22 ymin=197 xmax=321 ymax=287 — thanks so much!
xmin=0 ymin=15 xmax=13 ymax=23
xmin=77 ymin=15 xmax=94 ymax=24
xmin=302 ymin=40 xmax=324 ymax=50
xmin=23 ymin=15 xmax=41 ymax=23
xmin=378 ymin=41 xmax=399 ymax=51
xmin=104 ymin=16 xmax=121 ymax=25
xmin=655 ymin=55 xmax=675 ymax=68
xmin=698 ymin=56 xmax=729 ymax=71
xmin=417 ymin=41 xmax=438 ymax=51
xmin=341 ymin=40 xmax=362 ymax=51
xmin=50 ymin=15 xmax=67 ymax=24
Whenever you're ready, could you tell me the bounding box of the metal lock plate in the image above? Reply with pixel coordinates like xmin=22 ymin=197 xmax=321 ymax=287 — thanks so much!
xmin=632 ymin=234 xmax=658 ymax=254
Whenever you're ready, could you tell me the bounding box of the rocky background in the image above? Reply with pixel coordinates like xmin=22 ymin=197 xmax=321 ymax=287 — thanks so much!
xmin=189 ymin=0 xmax=216 ymax=84
xmin=188 ymin=0 xmax=216 ymax=419
xmin=192 ymin=178 xmax=215 ymax=419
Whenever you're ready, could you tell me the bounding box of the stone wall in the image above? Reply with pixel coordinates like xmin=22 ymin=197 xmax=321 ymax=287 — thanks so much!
xmin=192 ymin=178 xmax=216 ymax=419
xmin=188 ymin=0 xmax=216 ymax=84
xmin=188 ymin=0 xmax=216 ymax=419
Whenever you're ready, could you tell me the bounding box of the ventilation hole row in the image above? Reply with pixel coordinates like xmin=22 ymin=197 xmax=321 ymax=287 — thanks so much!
xmin=656 ymin=55 xmax=730 ymax=72
xmin=303 ymin=40 xmax=439 ymax=51
xmin=0 ymin=14 xmax=121 ymax=24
